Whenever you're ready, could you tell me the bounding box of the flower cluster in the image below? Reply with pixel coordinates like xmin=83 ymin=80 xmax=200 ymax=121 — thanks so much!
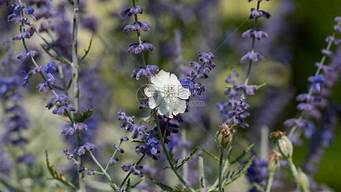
xmin=241 ymin=0 xmax=271 ymax=76
xmin=24 ymin=62 xmax=58 ymax=91
xmin=131 ymin=64 xmax=159 ymax=80
xmin=247 ymin=158 xmax=269 ymax=192
xmin=217 ymin=71 xmax=257 ymax=128
xmin=122 ymin=163 xmax=144 ymax=177
xmin=122 ymin=1 xmax=153 ymax=54
xmin=180 ymin=52 xmax=216 ymax=97
xmin=46 ymin=94 xmax=75 ymax=115
xmin=117 ymin=112 xmax=160 ymax=159
xmin=8 ymin=3 xmax=35 ymax=41
xmin=0 ymin=49 xmax=33 ymax=166
xmin=285 ymin=18 xmax=341 ymax=141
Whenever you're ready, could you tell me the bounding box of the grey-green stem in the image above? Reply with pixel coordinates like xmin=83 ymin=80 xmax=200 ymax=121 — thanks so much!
xmin=155 ymin=116 xmax=194 ymax=192
xmin=88 ymin=151 xmax=119 ymax=191
xmin=218 ymin=147 xmax=225 ymax=192
xmin=265 ymin=170 xmax=275 ymax=192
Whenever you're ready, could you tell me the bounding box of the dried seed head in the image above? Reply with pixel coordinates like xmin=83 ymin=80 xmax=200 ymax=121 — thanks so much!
xmin=216 ymin=123 xmax=234 ymax=148
xmin=270 ymin=131 xmax=293 ymax=159
xmin=270 ymin=131 xmax=286 ymax=139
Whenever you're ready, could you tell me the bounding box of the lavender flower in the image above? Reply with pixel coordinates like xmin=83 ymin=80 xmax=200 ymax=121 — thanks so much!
xmin=242 ymin=0 xmax=271 ymax=78
xmin=287 ymin=19 xmax=341 ymax=141
xmin=181 ymin=52 xmax=216 ymax=97
xmin=122 ymin=1 xmax=153 ymax=55
xmin=117 ymin=112 xmax=160 ymax=158
xmin=247 ymin=158 xmax=269 ymax=192
xmin=121 ymin=163 xmax=144 ymax=177
xmin=131 ymin=65 xmax=159 ymax=80
xmin=46 ymin=94 xmax=75 ymax=115
xmin=217 ymin=71 xmax=257 ymax=128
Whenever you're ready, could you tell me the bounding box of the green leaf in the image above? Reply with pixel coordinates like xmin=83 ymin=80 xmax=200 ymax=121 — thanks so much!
xmin=153 ymin=181 xmax=174 ymax=192
xmin=45 ymin=151 xmax=76 ymax=190
xmin=223 ymin=156 xmax=255 ymax=186
xmin=202 ymin=149 xmax=220 ymax=162
xmin=74 ymin=109 xmax=94 ymax=122
xmin=174 ymin=147 xmax=199 ymax=170
xmin=229 ymin=144 xmax=254 ymax=164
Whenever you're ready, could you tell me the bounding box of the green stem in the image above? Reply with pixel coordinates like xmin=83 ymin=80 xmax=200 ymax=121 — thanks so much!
xmin=155 ymin=117 xmax=194 ymax=191
xmin=72 ymin=0 xmax=80 ymax=111
xmin=288 ymin=158 xmax=298 ymax=179
xmin=119 ymin=155 xmax=145 ymax=189
xmin=198 ymin=156 xmax=206 ymax=192
xmin=218 ymin=147 xmax=224 ymax=192
xmin=245 ymin=0 xmax=261 ymax=80
xmin=71 ymin=0 xmax=84 ymax=190
xmin=88 ymin=151 xmax=119 ymax=191
xmin=182 ymin=129 xmax=188 ymax=183
xmin=265 ymin=170 xmax=275 ymax=192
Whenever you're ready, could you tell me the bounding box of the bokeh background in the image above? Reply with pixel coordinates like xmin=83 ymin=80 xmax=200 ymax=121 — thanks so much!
xmin=1 ymin=0 xmax=341 ymax=191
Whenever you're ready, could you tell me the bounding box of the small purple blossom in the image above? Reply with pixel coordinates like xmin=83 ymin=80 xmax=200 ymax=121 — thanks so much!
xmin=247 ymin=158 xmax=268 ymax=192
xmin=242 ymin=29 xmax=269 ymax=40
xmin=128 ymin=41 xmax=154 ymax=54
xmin=131 ymin=65 xmax=159 ymax=80
xmin=46 ymin=94 xmax=75 ymax=115
xmin=121 ymin=163 xmax=144 ymax=177
xmin=77 ymin=143 xmax=96 ymax=156
xmin=241 ymin=50 xmax=264 ymax=64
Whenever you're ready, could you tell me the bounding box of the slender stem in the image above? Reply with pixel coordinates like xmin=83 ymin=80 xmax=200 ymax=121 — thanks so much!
xmin=181 ymin=129 xmax=188 ymax=182
xmin=288 ymin=158 xmax=298 ymax=179
xmin=72 ymin=0 xmax=80 ymax=111
xmin=119 ymin=155 xmax=145 ymax=189
xmin=265 ymin=170 xmax=275 ymax=192
xmin=245 ymin=0 xmax=261 ymax=80
xmin=105 ymin=133 xmax=128 ymax=171
xmin=130 ymin=0 xmax=148 ymax=66
xmin=198 ymin=156 xmax=206 ymax=191
xmin=260 ymin=126 xmax=269 ymax=160
xmin=88 ymin=151 xmax=119 ymax=191
xmin=155 ymin=117 xmax=194 ymax=191
xmin=71 ymin=0 xmax=84 ymax=190
xmin=218 ymin=147 xmax=225 ymax=192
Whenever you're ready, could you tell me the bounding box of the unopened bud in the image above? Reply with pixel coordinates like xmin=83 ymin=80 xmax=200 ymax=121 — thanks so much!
xmin=268 ymin=150 xmax=280 ymax=172
xmin=216 ymin=123 xmax=233 ymax=148
xmin=270 ymin=131 xmax=293 ymax=159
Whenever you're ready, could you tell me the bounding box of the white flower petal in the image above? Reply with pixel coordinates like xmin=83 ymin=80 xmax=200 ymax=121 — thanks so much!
xmin=148 ymin=96 xmax=157 ymax=109
xmin=144 ymin=85 xmax=157 ymax=97
xmin=171 ymin=98 xmax=187 ymax=116
xmin=169 ymin=73 xmax=181 ymax=86
xmin=150 ymin=70 xmax=170 ymax=88
xmin=178 ymin=87 xmax=191 ymax=100
xmin=157 ymin=99 xmax=172 ymax=118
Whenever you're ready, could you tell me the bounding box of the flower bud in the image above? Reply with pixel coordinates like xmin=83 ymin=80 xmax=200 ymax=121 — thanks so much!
xmin=270 ymin=131 xmax=293 ymax=159
xmin=216 ymin=123 xmax=233 ymax=148
xmin=268 ymin=150 xmax=280 ymax=172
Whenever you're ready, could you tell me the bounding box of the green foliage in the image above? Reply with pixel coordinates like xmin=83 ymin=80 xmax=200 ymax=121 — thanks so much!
xmin=223 ymin=156 xmax=254 ymax=186
xmin=45 ymin=151 xmax=77 ymax=190
xmin=73 ymin=109 xmax=94 ymax=123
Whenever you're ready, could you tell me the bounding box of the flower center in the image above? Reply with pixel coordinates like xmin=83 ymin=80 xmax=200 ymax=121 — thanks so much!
xmin=164 ymin=85 xmax=177 ymax=100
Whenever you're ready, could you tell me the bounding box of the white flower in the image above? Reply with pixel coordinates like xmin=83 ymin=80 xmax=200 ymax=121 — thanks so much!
xmin=144 ymin=70 xmax=191 ymax=118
